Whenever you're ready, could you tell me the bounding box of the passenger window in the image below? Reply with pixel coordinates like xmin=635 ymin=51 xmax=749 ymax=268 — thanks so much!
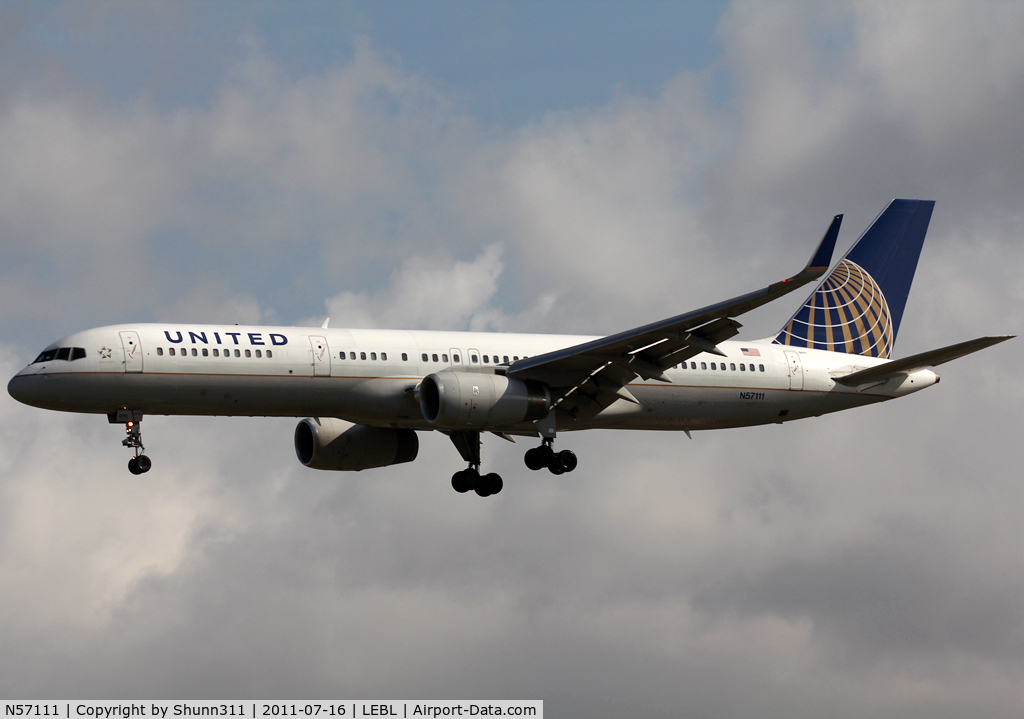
xmin=442 ymin=354 xmax=448 ymax=362
xmin=710 ymin=362 xmax=716 ymax=370
xmin=360 ymin=352 xmax=366 ymax=360
xmin=453 ymin=354 xmax=460 ymax=363
xmin=234 ymin=349 xmax=240 ymax=357
xmin=402 ymin=353 xmax=408 ymax=361
xmin=513 ymin=356 xmax=518 ymax=361
xmin=371 ymin=352 xmax=377 ymax=360
xmin=721 ymin=364 xmax=727 ymax=371
xmin=255 ymin=350 xmax=262 ymax=358
xmin=759 ymin=364 xmax=765 ymax=372
xmin=503 ymin=356 xmax=509 ymax=364
xmin=157 ymin=347 xmax=164 ymax=356
xmin=267 ymin=350 xmax=273 ymax=358
xmin=245 ymin=349 xmax=251 ymax=358
xmin=432 ymin=354 xmax=438 ymax=362
xmin=690 ymin=362 xmax=696 ymax=369
xmin=339 ymin=351 xmax=345 ymax=360
xmin=483 ymin=355 xmax=489 ymax=363
xmin=169 ymin=347 xmax=176 ymax=356
xmin=350 ymin=352 xmax=356 ymax=360
xmin=422 ymin=353 xmax=428 ymax=362
xmin=701 ymin=362 xmax=707 ymax=370
xmin=191 ymin=348 xmax=198 ymax=357
xmin=471 ymin=354 xmax=478 ymax=363
xmin=730 ymin=363 xmax=736 ymax=371
xmin=202 ymin=348 xmax=209 ymax=357
xmin=740 ymin=363 xmax=745 ymax=371
xmin=212 ymin=349 xmax=219 ymax=357
xmin=381 ymin=352 xmax=387 ymax=361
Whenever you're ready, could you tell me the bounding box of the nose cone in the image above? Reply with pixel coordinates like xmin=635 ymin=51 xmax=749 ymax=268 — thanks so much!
xmin=8 ymin=367 xmax=45 ymax=408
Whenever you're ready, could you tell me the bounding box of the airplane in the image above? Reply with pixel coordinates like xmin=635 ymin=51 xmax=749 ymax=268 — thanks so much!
xmin=7 ymin=199 xmax=1012 ymax=497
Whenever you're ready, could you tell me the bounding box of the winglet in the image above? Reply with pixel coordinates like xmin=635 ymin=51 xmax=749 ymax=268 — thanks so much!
xmin=806 ymin=214 xmax=842 ymax=272
xmin=766 ymin=213 xmax=841 ymax=293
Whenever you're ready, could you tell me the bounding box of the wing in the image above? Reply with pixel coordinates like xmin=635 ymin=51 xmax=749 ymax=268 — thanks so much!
xmin=832 ymin=335 xmax=1014 ymax=387
xmin=506 ymin=214 xmax=843 ymax=420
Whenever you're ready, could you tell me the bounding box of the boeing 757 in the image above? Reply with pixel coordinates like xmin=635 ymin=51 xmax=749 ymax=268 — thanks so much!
xmin=8 ymin=199 xmax=1012 ymax=496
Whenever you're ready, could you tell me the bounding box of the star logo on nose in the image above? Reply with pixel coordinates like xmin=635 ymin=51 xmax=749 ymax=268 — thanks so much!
xmin=99 ymin=346 xmax=112 ymax=359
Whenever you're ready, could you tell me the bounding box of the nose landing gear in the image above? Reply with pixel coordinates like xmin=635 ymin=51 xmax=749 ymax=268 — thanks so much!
xmin=117 ymin=413 xmax=152 ymax=475
xmin=524 ymin=439 xmax=577 ymax=474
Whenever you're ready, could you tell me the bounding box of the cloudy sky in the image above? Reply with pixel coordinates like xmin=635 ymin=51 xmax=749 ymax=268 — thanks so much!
xmin=2 ymin=1 xmax=1023 ymax=716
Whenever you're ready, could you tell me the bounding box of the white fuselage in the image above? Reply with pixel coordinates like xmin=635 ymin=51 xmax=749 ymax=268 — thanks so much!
xmin=8 ymin=323 xmax=938 ymax=435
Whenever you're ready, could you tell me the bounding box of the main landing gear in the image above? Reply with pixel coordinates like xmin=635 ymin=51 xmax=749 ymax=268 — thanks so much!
xmin=446 ymin=425 xmax=577 ymax=496
xmin=524 ymin=439 xmax=577 ymax=475
xmin=121 ymin=415 xmax=152 ymax=475
xmin=448 ymin=430 xmax=503 ymax=497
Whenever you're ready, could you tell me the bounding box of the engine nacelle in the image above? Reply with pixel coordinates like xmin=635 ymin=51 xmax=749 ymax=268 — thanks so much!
xmin=294 ymin=418 xmax=419 ymax=471
xmin=418 ymin=370 xmax=550 ymax=429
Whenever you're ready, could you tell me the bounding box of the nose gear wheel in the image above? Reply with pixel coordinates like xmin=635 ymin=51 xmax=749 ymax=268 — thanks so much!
xmin=121 ymin=416 xmax=152 ymax=474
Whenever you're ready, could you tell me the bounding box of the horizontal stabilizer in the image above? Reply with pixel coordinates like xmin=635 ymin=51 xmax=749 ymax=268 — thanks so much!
xmin=834 ymin=335 xmax=1014 ymax=386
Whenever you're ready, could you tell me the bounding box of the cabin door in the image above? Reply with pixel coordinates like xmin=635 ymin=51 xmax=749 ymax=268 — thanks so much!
xmin=309 ymin=336 xmax=331 ymax=377
xmin=784 ymin=350 xmax=803 ymax=391
xmin=119 ymin=331 xmax=143 ymax=373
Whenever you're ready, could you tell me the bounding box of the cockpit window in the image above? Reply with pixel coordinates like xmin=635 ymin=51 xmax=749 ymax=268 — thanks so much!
xmin=33 ymin=347 xmax=87 ymax=363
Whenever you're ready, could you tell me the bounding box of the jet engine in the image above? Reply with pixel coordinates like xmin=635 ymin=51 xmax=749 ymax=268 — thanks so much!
xmin=294 ymin=418 xmax=419 ymax=471
xmin=418 ymin=370 xmax=550 ymax=429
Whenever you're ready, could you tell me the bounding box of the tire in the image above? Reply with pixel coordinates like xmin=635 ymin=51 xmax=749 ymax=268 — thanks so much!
xmin=128 ymin=457 xmax=141 ymax=475
xmin=482 ymin=473 xmax=503 ymax=495
xmin=557 ymin=449 xmax=577 ymax=472
xmin=536 ymin=444 xmax=554 ymax=465
xmin=548 ymin=461 xmax=565 ymax=475
xmin=452 ymin=469 xmax=474 ymax=493
xmin=136 ymin=455 xmax=152 ymax=473
xmin=524 ymin=447 xmax=546 ymax=471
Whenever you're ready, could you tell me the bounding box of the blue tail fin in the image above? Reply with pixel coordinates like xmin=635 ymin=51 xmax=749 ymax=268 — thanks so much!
xmin=773 ymin=199 xmax=935 ymax=358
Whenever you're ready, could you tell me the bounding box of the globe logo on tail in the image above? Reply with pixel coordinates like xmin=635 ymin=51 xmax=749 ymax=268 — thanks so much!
xmin=774 ymin=259 xmax=894 ymax=358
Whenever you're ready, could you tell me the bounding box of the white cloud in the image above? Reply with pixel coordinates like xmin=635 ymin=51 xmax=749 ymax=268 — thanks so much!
xmin=319 ymin=244 xmax=557 ymax=332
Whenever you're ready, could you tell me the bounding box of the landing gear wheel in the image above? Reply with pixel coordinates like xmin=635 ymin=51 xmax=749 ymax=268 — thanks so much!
xmin=487 ymin=473 xmax=503 ymax=495
xmin=128 ymin=457 xmax=141 ymax=475
xmin=525 ymin=444 xmax=554 ymax=471
xmin=476 ymin=472 xmax=503 ymax=497
xmin=136 ymin=455 xmax=152 ymax=473
xmin=557 ymin=449 xmax=577 ymax=473
xmin=452 ymin=469 xmax=477 ymax=493
xmin=548 ymin=460 xmax=565 ymax=475
xmin=524 ymin=447 xmax=545 ymax=470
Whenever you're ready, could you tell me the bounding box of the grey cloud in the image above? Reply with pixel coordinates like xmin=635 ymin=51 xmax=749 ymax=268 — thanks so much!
xmin=2 ymin=2 xmax=1024 ymax=718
